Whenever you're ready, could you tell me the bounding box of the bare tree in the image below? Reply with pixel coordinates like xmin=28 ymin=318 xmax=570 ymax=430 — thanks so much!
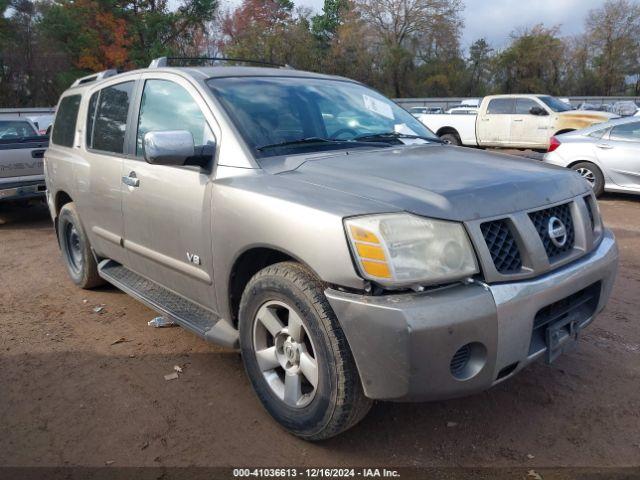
xmin=585 ymin=0 xmax=640 ymax=95
xmin=353 ymin=0 xmax=462 ymax=96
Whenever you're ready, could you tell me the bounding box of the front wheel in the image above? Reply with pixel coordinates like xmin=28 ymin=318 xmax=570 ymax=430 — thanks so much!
xmin=571 ymin=161 xmax=604 ymax=197
xmin=239 ymin=262 xmax=371 ymax=440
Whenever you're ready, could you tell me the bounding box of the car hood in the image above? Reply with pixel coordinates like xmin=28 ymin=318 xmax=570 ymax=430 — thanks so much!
xmin=558 ymin=110 xmax=618 ymax=121
xmin=275 ymin=145 xmax=589 ymax=222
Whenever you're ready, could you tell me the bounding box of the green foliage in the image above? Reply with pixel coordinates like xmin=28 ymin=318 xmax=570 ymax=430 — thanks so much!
xmin=2 ymin=0 xmax=640 ymax=107
xmin=311 ymin=0 xmax=350 ymax=45
xmin=494 ymin=25 xmax=565 ymax=94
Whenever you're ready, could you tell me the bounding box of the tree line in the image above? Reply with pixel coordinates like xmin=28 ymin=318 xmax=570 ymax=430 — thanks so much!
xmin=1 ymin=0 xmax=640 ymax=107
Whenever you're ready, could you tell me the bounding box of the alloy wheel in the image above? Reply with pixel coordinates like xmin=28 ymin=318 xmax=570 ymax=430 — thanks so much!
xmin=576 ymin=167 xmax=596 ymax=186
xmin=252 ymin=300 xmax=319 ymax=408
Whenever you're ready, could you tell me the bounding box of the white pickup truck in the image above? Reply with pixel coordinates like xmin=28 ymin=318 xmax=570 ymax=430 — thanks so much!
xmin=416 ymin=94 xmax=616 ymax=150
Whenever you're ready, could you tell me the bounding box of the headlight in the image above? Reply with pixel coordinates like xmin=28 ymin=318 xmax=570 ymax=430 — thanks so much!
xmin=344 ymin=213 xmax=479 ymax=287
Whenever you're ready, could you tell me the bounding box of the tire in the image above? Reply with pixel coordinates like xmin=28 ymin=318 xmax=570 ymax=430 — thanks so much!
xmin=440 ymin=133 xmax=461 ymax=146
xmin=57 ymin=202 xmax=104 ymax=289
xmin=238 ymin=261 xmax=372 ymax=441
xmin=571 ymin=162 xmax=605 ymax=197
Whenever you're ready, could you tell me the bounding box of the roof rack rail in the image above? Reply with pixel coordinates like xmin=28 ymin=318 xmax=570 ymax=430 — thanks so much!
xmin=148 ymin=56 xmax=292 ymax=69
xmin=71 ymin=69 xmax=119 ymax=87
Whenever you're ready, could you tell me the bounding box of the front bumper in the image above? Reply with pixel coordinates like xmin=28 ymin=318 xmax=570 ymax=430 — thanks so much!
xmin=326 ymin=229 xmax=618 ymax=401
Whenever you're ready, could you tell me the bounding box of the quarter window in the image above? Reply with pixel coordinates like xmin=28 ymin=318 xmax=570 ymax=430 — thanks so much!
xmin=85 ymin=91 xmax=99 ymax=147
xmin=136 ymin=79 xmax=214 ymax=157
xmin=609 ymin=122 xmax=640 ymax=142
xmin=52 ymin=95 xmax=81 ymax=147
xmin=90 ymin=81 xmax=134 ymax=154
xmin=486 ymin=98 xmax=515 ymax=115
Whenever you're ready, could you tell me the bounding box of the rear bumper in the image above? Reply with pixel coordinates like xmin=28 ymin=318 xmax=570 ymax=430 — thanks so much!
xmin=0 ymin=178 xmax=47 ymax=201
xmin=326 ymin=229 xmax=618 ymax=401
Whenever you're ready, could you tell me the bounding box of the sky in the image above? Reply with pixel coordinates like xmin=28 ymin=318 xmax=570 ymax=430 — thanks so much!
xmin=213 ymin=0 xmax=607 ymax=49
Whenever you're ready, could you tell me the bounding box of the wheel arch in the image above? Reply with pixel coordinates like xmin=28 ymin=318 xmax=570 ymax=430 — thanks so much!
xmin=227 ymin=246 xmax=323 ymax=327
xmin=53 ymin=190 xmax=73 ymax=237
xmin=436 ymin=126 xmax=461 ymax=139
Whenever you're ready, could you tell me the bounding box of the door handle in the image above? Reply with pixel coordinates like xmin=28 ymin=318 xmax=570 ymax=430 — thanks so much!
xmin=513 ymin=119 xmax=524 ymax=122
xmin=122 ymin=171 xmax=140 ymax=187
xmin=596 ymin=144 xmax=613 ymax=149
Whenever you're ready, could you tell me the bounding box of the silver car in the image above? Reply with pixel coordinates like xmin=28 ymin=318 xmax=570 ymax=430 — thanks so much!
xmin=544 ymin=117 xmax=640 ymax=197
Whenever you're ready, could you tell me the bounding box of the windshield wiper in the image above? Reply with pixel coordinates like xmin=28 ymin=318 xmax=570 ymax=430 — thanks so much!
xmin=353 ymin=132 xmax=443 ymax=143
xmin=256 ymin=137 xmax=347 ymax=151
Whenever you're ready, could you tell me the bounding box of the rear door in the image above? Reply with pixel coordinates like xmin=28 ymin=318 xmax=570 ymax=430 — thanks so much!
xmin=81 ymin=78 xmax=139 ymax=264
xmin=594 ymin=121 xmax=640 ymax=190
xmin=121 ymin=73 xmax=218 ymax=310
xmin=477 ymin=98 xmax=514 ymax=146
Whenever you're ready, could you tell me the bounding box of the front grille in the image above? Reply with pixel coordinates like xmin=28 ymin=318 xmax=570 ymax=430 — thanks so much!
xmin=528 ymin=282 xmax=601 ymax=355
xmin=584 ymin=196 xmax=595 ymax=231
xmin=533 ymin=282 xmax=601 ymax=330
xmin=480 ymin=220 xmax=522 ymax=274
xmin=528 ymin=203 xmax=575 ymax=261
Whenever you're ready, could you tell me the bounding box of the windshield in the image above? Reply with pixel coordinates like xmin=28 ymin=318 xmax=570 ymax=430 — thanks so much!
xmin=538 ymin=96 xmax=572 ymax=112
xmin=207 ymin=77 xmax=439 ymax=158
xmin=0 ymin=120 xmax=37 ymax=140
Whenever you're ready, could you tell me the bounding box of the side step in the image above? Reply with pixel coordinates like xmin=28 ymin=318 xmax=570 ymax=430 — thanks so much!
xmin=98 ymin=259 xmax=238 ymax=348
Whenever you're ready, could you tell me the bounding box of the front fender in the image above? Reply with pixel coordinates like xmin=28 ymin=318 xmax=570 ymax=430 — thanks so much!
xmin=210 ymin=169 xmax=394 ymax=322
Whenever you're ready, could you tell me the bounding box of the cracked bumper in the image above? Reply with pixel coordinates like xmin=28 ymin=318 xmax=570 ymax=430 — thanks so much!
xmin=326 ymin=229 xmax=618 ymax=401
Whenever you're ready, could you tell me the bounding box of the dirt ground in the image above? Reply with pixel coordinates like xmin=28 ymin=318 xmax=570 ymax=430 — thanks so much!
xmin=1 ymin=192 xmax=639 ymax=471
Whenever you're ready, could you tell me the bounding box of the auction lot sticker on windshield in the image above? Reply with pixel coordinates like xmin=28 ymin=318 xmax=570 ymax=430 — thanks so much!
xmin=362 ymin=94 xmax=394 ymax=120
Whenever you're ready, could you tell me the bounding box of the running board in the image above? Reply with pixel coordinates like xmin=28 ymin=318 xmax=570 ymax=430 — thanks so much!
xmin=98 ymin=259 xmax=238 ymax=348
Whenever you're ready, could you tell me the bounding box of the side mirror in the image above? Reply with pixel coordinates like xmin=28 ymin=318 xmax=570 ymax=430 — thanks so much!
xmin=529 ymin=106 xmax=548 ymax=116
xmin=143 ymin=130 xmax=195 ymax=166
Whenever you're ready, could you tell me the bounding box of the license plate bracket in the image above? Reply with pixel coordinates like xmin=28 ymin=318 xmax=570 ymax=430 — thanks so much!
xmin=545 ymin=313 xmax=581 ymax=363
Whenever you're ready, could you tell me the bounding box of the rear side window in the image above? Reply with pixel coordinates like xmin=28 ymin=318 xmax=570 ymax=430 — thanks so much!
xmin=85 ymin=92 xmax=99 ymax=147
xmin=610 ymin=122 xmax=640 ymax=142
xmin=486 ymin=98 xmax=515 ymax=115
xmin=52 ymin=95 xmax=81 ymax=147
xmin=89 ymin=81 xmax=134 ymax=154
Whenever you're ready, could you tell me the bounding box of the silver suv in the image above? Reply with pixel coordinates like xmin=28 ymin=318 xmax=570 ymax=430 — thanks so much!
xmin=45 ymin=58 xmax=619 ymax=440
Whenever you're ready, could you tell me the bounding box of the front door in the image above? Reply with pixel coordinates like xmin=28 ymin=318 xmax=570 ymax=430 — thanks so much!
xmin=121 ymin=75 xmax=219 ymax=310
xmin=510 ymin=98 xmax=551 ymax=148
xmin=595 ymin=121 xmax=640 ymax=190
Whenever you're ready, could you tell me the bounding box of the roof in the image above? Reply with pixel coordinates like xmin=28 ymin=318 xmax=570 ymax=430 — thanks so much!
xmin=63 ymin=60 xmax=352 ymax=94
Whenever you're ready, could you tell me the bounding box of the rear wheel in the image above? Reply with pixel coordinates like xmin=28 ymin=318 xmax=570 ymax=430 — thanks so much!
xmin=571 ymin=162 xmax=604 ymax=197
xmin=58 ymin=202 xmax=103 ymax=289
xmin=239 ymin=262 xmax=371 ymax=440
xmin=440 ymin=133 xmax=461 ymax=146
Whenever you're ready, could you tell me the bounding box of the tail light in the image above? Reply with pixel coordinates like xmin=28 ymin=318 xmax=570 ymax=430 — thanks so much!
xmin=548 ymin=136 xmax=561 ymax=153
